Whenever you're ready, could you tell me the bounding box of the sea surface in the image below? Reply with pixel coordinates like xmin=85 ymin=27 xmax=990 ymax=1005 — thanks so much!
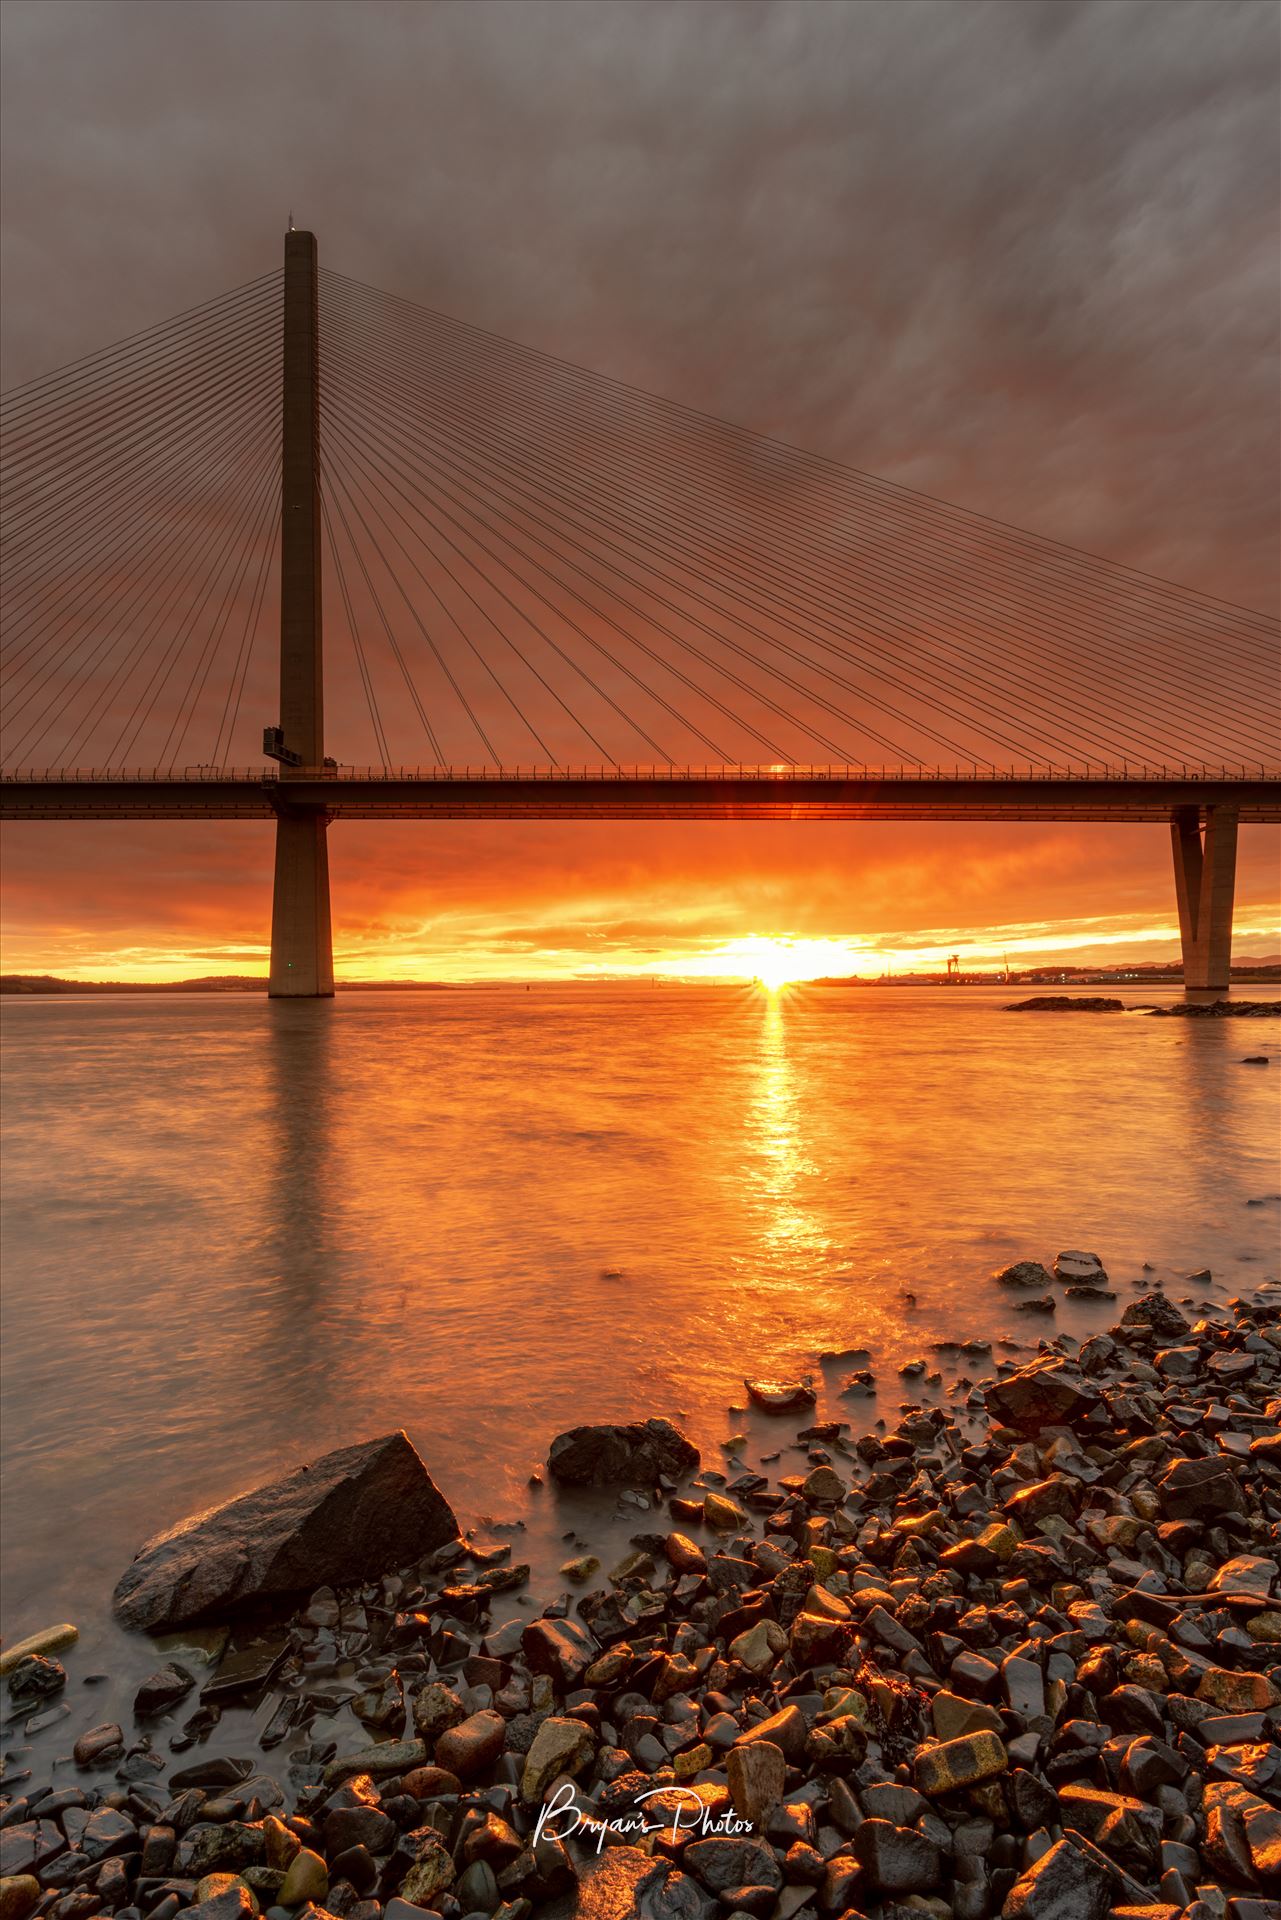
xmin=2 ymin=982 xmax=1278 ymax=1773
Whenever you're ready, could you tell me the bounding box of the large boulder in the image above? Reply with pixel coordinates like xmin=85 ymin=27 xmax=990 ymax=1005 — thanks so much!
xmin=113 ymin=1432 xmax=457 ymax=1631
xmin=984 ymin=1357 xmax=1101 ymax=1435
xmin=547 ymin=1418 xmax=698 ymax=1488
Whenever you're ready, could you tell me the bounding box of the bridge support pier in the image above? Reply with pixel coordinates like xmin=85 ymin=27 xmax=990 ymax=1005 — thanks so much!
xmin=1170 ymin=804 xmax=1238 ymax=992
xmin=268 ymin=226 xmax=333 ymax=997
xmin=269 ymin=810 xmax=334 ymax=997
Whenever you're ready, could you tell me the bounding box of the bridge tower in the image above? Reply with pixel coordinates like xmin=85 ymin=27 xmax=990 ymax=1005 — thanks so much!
xmin=268 ymin=228 xmax=334 ymax=997
xmin=1170 ymin=804 xmax=1238 ymax=992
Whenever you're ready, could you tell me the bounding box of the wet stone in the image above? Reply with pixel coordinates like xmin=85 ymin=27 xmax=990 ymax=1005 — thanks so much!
xmin=134 ymin=1664 xmax=197 ymax=1717
xmin=851 ymin=1819 xmax=943 ymax=1894
xmin=1001 ymin=1836 xmax=1114 ymax=1919
xmin=682 ymin=1840 xmax=782 ymax=1895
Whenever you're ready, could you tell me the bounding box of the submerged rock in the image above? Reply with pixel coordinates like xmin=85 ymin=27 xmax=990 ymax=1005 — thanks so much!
xmin=4 ymin=1655 xmax=66 ymax=1705
xmin=1054 ymin=1249 xmax=1107 ymax=1285
xmin=1147 ymin=998 xmax=1280 ymax=1016
xmin=112 ymin=1431 xmax=458 ymax=1631
xmin=1005 ymin=995 xmax=1124 ymax=1011
xmin=547 ymin=1417 xmax=698 ymax=1487
xmin=992 ymin=1260 xmax=1056 ymax=1289
xmin=743 ymin=1377 xmax=816 ymax=1412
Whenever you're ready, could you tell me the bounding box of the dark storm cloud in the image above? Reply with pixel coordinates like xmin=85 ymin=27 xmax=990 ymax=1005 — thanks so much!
xmin=2 ymin=0 xmax=1277 ymax=607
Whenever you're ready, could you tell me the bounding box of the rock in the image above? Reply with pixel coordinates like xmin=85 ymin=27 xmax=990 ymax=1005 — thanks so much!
xmin=397 ymin=1830 xmax=455 ymax=1906
xmin=683 ymin=1839 xmax=782 ymax=1893
xmin=984 ymin=1357 xmax=1101 ymax=1433
xmin=1196 ymin=1668 xmax=1279 ymax=1711
xmin=1001 ymin=1836 xmax=1113 ymax=1919
xmin=913 ymin=1730 xmax=1008 ymax=1795
xmin=664 ymin=1533 xmax=706 ymax=1574
xmin=1005 ymin=996 xmax=1123 ymax=1012
xmin=547 ymin=1418 xmax=698 ymax=1487
xmin=134 ymin=1662 xmax=197 ymax=1715
xmin=0 ymin=1880 xmax=40 ymax=1920
xmin=5 ymin=1655 xmax=65 ymax=1704
xmin=851 ymin=1819 xmax=942 ymax=1893
xmin=1203 ymin=1778 xmax=1281 ymax=1884
xmin=573 ymin=1851 xmax=715 ymax=1920
xmin=411 ymin=1680 xmax=465 ymax=1741
xmin=1118 ymin=1293 xmax=1190 ymax=1339
xmin=733 ymin=1705 xmax=808 ymax=1764
xmin=113 ymin=1432 xmax=458 ymax=1630
xmin=322 ymin=1809 xmax=394 ymax=1857
xmin=1157 ymin=1455 xmax=1247 ymax=1522
xmin=790 ymin=1610 xmax=851 ymax=1665
xmin=1054 ymin=1251 xmax=1107 ymax=1285
xmin=1212 ymin=1554 xmax=1277 ymax=1597
xmin=521 ymin=1716 xmax=595 ymax=1801
xmin=993 ymin=1261 xmax=1056 ymax=1289
xmin=729 ymin=1619 xmax=786 ymax=1673
xmin=0 ymin=1625 xmax=78 ymax=1675
xmin=279 ymin=1851 xmax=328 ymax=1907
xmin=931 ymin=1691 xmax=1004 ymax=1740
xmin=743 ymin=1379 xmax=816 ymax=1413
xmin=522 ymin=1617 xmax=596 ymax=1686
xmin=182 ymin=1887 xmax=257 ymax=1920
xmin=560 ymin=1556 xmax=600 ymax=1583
xmin=726 ymin=1742 xmax=785 ymax=1825
xmin=398 ymin=1763 xmax=461 ymax=1798
xmin=73 ymin=1722 xmax=124 ymax=1767
xmin=80 ymin=1807 xmax=136 ymax=1862
xmin=702 ymin=1490 xmax=747 ymax=1531
xmin=323 ymin=1740 xmax=427 ymax=1786
xmin=799 ymin=1465 xmax=844 ymax=1503
xmin=434 ymin=1708 xmax=506 ymax=1779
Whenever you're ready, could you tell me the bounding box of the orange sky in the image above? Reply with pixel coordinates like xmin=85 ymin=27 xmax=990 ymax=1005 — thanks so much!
xmin=2 ymin=814 xmax=1277 ymax=982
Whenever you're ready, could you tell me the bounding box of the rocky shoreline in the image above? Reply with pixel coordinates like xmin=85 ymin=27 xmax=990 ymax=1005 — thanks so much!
xmin=3 ymin=1271 xmax=1280 ymax=1920
xmin=1005 ymin=998 xmax=1279 ymax=1018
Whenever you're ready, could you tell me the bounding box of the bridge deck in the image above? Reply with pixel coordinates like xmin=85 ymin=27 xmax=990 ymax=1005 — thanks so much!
xmin=2 ymin=768 xmax=1279 ymax=823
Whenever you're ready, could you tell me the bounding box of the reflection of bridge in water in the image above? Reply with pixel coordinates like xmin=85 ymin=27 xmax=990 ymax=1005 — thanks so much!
xmin=3 ymin=232 xmax=1277 ymax=992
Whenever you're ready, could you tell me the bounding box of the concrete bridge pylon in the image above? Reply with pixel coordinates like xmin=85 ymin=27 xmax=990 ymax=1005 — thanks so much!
xmin=1170 ymin=804 xmax=1239 ymax=993
xmin=268 ymin=227 xmax=334 ymax=998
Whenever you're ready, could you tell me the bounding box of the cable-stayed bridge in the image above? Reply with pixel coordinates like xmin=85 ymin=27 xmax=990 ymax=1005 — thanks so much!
xmin=2 ymin=231 xmax=1277 ymax=992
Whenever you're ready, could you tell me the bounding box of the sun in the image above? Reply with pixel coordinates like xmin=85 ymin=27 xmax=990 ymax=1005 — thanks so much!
xmin=745 ymin=936 xmax=851 ymax=991
xmin=754 ymin=945 xmax=801 ymax=992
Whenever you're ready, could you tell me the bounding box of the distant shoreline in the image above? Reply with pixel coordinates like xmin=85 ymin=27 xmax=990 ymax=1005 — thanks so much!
xmin=4 ymin=964 xmax=1279 ymax=995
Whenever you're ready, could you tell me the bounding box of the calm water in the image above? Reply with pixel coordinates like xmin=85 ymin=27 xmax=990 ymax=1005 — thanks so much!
xmin=2 ymin=983 xmax=1278 ymax=1765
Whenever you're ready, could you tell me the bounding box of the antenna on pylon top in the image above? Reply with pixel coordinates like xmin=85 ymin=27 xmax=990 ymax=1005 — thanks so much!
xmin=287 ymin=211 xmax=295 ymax=232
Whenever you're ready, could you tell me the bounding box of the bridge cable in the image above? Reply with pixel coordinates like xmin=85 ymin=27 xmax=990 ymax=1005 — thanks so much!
xmin=318 ymin=280 xmax=1275 ymax=744
xmin=320 ymin=296 xmax=1274 ymax=762
xmin=322 ymin=268 xmax=1277 ymax=637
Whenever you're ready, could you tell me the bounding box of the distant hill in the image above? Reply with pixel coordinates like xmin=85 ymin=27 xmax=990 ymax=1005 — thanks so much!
xmin=0 ymin=974 xmax=268 ymax=994
xmin=0 ymin=974 xmax=461 ymax=994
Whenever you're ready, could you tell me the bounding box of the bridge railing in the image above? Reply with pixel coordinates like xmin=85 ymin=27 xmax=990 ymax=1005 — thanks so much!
xmin=2 ymin=762 xmax=1279 ymax=784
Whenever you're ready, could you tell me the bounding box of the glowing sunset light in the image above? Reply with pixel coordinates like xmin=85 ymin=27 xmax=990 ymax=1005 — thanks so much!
xmin=666 ymin=935 xmax=873 ymax=990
